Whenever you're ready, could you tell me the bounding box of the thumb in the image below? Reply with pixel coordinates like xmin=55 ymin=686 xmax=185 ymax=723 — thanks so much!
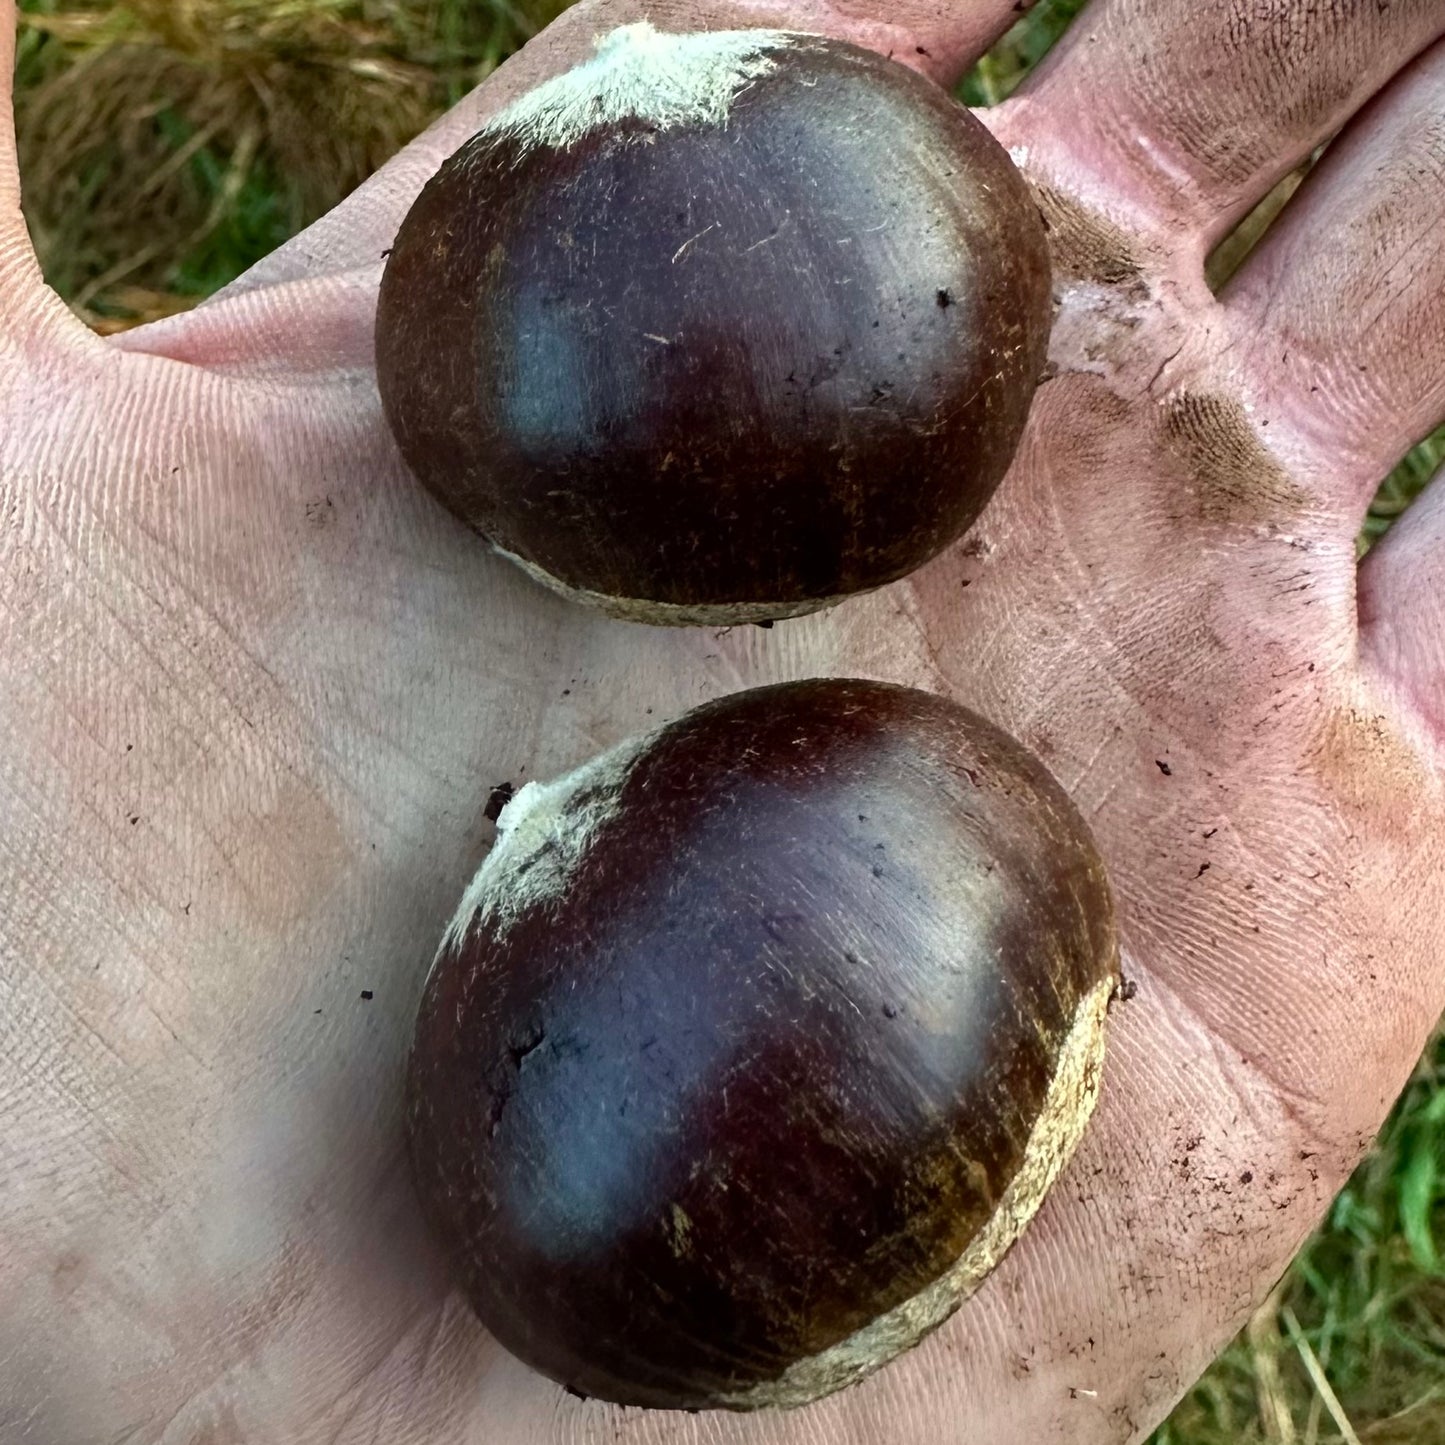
xmin=0 ymin=0 xmax=97 ymax=355
xmin=0 ymin=0 xmax=32 ymax=293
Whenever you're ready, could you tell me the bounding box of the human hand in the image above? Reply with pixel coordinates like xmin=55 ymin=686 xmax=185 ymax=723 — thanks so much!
xmin=2 ymin=1 xmax=1442 ymax=1441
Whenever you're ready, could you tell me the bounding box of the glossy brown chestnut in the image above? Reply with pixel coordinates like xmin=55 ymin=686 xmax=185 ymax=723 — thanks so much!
xmin=407 ymin=679 xmax=1118 ymax=1410
xmin=375 ymin=23 xmax=1053 ymax=624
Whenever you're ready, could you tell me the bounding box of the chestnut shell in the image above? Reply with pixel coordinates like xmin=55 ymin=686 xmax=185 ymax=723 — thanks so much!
xmin=407 ymin=680 xmax=1117 ymax=1410
xmin=375 ymin=28 xmax=1053 ymax=623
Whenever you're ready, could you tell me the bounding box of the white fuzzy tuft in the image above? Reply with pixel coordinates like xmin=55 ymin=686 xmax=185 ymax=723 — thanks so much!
xmin=482 ymin=21 xmax=800 ymax=155
xmin=436 ymin=732 xmax=651 ymax=963
xmin=719 ymin=970 xmax=1117 ymax=1409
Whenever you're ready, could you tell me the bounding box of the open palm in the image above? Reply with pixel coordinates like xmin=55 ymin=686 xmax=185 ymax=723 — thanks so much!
xmin=3 ymin=1 xmax=1444 ymax=1441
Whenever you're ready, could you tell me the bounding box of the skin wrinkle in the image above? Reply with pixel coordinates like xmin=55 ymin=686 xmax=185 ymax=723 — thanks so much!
xmin=0 ymin=2 xmax=1443 ymax=1444
xmin=6 ymin=504 xmax=285 ymax=839
xmin=6 ymin=850 xmax=199 ymax=1115
xmin=994 ymin=0 xmax=1445 ymax=246
xmin=1 ymin=410 xmax=502 ymax=1445
xmin=1359 ymin=472 xmax=1445 ymax=736
xmin=0 ymin=548 xmax=351 ymax=961
xmin=25 ymin=359 xmax=516 ymax=855
xmin=1219 ymin=41 xmax=1445 ymax=509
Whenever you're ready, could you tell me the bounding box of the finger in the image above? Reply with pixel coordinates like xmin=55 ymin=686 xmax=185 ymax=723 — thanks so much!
xmin=0 ymin=0 xmax=26 ymax=292
xmin=0 ymin=0 xmax=41 ymax=311
xmin=0 ymin=1 xmax=91 ymax=351
xmin=1219 ymin=40 xmax=1445 ymax=518
xmin=114 ymin=0 xmax=1029 ymax=366
xmin=1359 ymin=467 xmax=1445 ymax=739
xmin=991 ymin=0 xmax=1445 ymax=251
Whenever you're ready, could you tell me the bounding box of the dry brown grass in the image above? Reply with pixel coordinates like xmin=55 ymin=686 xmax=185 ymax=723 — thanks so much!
xmin=15 ymin=0 xmax=563 ymax=322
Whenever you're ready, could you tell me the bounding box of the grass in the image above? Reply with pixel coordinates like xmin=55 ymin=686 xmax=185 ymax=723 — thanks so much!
xmin=13 ymin=0 xmax=568 ymax=326
xmin=10 ymin=1 xmax=1445 ymax=1439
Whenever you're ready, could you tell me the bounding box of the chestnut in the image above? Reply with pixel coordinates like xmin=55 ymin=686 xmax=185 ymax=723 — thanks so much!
xmin=376 ymin=23 xmax=1052 ymax=624
xmin=407 ymin=679 xmax=1118 ymax=1410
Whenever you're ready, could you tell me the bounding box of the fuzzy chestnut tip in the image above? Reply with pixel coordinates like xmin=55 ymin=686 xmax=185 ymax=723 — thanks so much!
xmin=376 ymin=24 xmax=1053 ymax=625
xmin=406 ymin=680 xmax=1118 ymax=1410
